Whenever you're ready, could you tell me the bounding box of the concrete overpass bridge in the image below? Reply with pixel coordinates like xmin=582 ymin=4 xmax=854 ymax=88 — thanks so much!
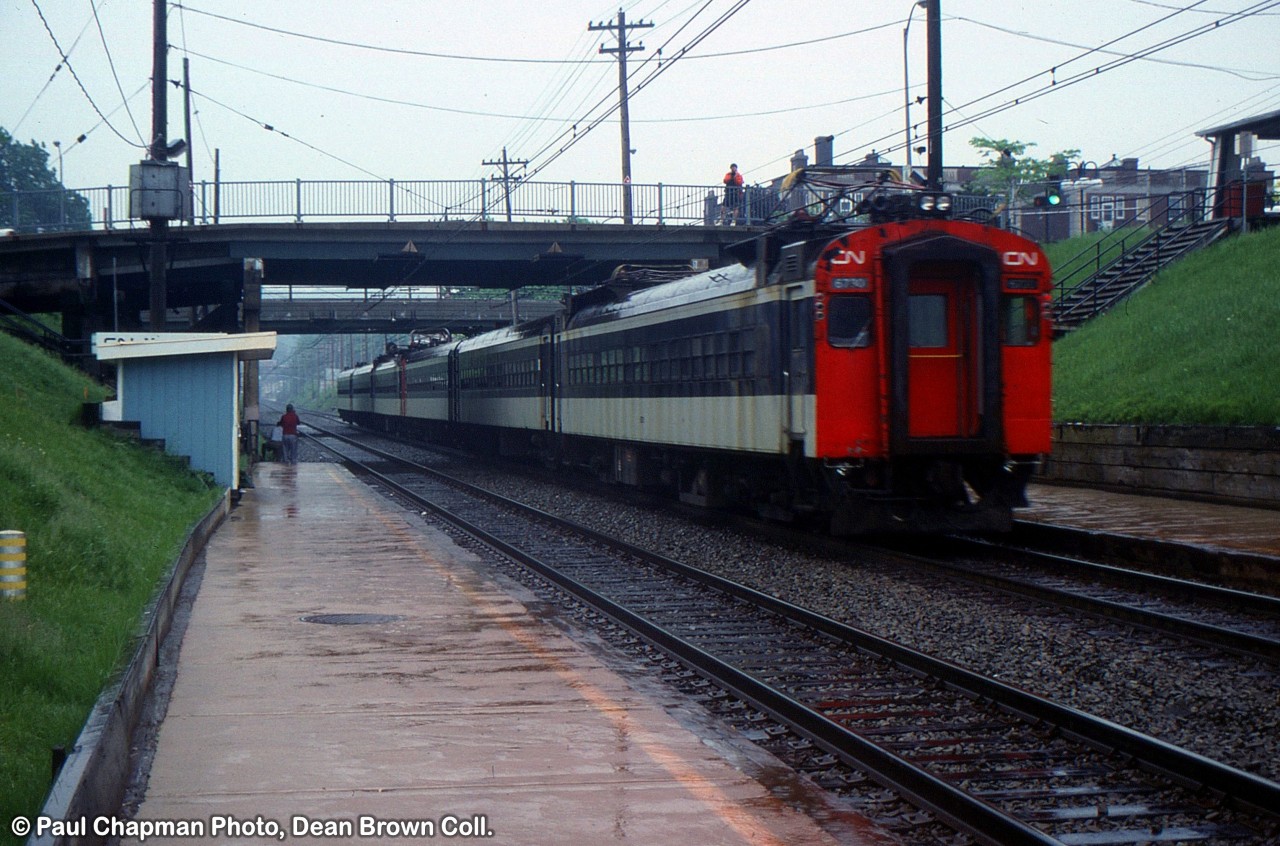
xmin=0 ymin=214 xmax=764 ymax=347
xmin=257 ymin=290 xmax=564 ymax=335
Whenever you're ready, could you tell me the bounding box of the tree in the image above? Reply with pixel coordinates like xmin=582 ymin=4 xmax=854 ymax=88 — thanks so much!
xmin=966 ymin=137 xmax=1080 ymax=206
xmin=0 ymin=127 xmax=92 ymax=231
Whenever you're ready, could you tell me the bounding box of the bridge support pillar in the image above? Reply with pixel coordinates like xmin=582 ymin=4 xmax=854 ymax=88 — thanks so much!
xmin=242 ymin=258 xmax=264 ymax=463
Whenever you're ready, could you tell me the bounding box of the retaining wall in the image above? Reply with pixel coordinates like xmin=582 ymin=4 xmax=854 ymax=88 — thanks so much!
xmin=29 ymin=493 xmax=229 ymax=846
xmin=1038 ymin=424 xmax=1280 ymax=509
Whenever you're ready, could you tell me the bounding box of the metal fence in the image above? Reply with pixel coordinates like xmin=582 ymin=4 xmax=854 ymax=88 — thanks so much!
xmin=1 ymin=178 xmax=728 ymax=233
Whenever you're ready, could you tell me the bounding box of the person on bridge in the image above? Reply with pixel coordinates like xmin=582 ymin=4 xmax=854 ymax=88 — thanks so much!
xmin=720 ymin=163 xmax=744 ymax=224
xmin=277 ymin=404 xmax=301 ymax=465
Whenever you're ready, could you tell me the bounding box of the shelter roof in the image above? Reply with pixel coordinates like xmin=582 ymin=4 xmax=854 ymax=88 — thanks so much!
xmin=92 ymin=331 xmax=277 ymax=362
xmin=1197 ymin=108 xmax=1280 ymax=141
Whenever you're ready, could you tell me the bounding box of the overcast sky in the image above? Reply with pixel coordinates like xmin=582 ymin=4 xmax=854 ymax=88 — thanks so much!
xmin=4 ymin=0 xmax=1277 ymax=195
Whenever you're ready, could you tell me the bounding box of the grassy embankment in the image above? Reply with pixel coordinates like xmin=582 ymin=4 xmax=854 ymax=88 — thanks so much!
xmin=1047 ymin=224 xmax=1280 ymax=424
xmin=0 ymin=334 xmax=223 ymax=840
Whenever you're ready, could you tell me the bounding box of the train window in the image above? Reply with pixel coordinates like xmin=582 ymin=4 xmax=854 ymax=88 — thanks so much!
xmin=827 ymin=295 xmax=873 ymax=348
xmin=909 ymin=294 xmax=948 ymax=348
xmin=1001 ymin=295 xmax=1041 ymax=345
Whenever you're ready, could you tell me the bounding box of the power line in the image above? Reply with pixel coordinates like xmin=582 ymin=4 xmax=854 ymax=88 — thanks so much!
xmin=833 ymin=0 xmax=1278 ymax=167
xmin=171 ymin=3 xmax=605 ymax=65
xmin=949 ymin=13 xmax=1280 ymax=81
xmin=27 ymin=0 xmax=147 ymax=148
xmin=12 ymin=6 xmax=99 ymax=133
xmin=936 ymin=1 xmax=1280 ymax=141
xmin=184 ymin=85 xmax=394 ymax=183
xmin=519 ymin=0 xmax=756 ymax=183
xmin=170 ymin=2 xmax=902 ymax=65
xmin=89 ymin=0 xmax=146 ymax=143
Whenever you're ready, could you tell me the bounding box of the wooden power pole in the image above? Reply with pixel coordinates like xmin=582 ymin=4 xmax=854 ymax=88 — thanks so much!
xmin=926 ymin=0 xmax=943 ymax=190
xmin=149 ymin=0 xmax=168 ymax=329
xmin=482 ymin=147 xmax=529 ymax=222
xmin=589 ymin=10 xmax=652 ymax=225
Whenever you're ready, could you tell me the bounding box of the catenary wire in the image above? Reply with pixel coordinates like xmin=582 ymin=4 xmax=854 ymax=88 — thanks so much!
xmin=88 ymin=0 xmax=145 ymax=143
xmin=28 ymin=0 xmax=147 ymax=149
xmin=12 ymin=5 xmax=100 ymax=133
xmin=830 ymin=0 xmax=1278 ymax=168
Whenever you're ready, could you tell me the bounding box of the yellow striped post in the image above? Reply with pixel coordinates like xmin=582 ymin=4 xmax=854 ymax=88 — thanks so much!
xmin=1 ymin=530 xmax=27 ymax=600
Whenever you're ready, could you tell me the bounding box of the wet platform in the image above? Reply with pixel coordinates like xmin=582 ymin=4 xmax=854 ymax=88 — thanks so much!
xmin=1019 ymin=482 xmax=1280 ymax=588
xmin=126 ymin=463 xmax=884 ymax=845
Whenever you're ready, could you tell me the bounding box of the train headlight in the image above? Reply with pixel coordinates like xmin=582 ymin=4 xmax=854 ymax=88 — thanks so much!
xmin=916 ymin=193 xmax=953 ymax=217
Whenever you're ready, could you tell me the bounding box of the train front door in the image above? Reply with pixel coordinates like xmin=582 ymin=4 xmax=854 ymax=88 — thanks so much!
xmin=904 ymin=270 xmax=980 ymax=439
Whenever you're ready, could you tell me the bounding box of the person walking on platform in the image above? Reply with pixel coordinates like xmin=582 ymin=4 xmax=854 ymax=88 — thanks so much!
xmin=720 ymin=163 xmax=744 ymax=224
xmin=277 ymin=404 xmax=301 ymax=465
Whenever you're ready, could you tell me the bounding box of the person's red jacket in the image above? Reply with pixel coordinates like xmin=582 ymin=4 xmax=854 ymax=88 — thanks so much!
xmin=278 ymin=410 xmax=300 ymax=436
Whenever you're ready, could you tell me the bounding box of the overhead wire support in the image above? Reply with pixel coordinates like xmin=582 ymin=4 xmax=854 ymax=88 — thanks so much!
xmin=589 ymin=10 xmax=653 ymax=225
xmin=481 ymin=147 xmax=529 ymax=222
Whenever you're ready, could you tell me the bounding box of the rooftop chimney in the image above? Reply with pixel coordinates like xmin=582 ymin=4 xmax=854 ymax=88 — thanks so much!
xmin=814 ymin=135 xmax=834 ymax=167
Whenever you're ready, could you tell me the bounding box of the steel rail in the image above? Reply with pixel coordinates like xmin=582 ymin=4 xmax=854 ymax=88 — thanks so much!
xmin=904 ymin=537 xmax=1280 ymax=663
xmin=959 ymin=535 xmax=1280 ymax=614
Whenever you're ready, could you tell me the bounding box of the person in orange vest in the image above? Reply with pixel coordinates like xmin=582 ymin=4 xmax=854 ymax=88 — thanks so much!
xmin=720 ymin=163 xmax=744 ymax=224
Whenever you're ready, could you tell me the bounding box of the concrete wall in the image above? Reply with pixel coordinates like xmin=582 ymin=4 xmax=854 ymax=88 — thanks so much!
xmin=1039 ymin=423 xmax=1280 ymax=508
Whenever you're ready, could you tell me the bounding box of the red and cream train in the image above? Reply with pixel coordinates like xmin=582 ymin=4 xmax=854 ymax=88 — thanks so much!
xmin=338 ymin=191 xmax=1053 ymax=533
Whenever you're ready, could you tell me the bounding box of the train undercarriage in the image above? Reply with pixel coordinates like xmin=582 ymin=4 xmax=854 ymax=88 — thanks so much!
xmin=339 ymin=409 xmax=1035 ymax=535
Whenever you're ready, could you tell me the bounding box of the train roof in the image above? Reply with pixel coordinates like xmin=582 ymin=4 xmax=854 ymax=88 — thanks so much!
xmin=451 ymin=313 xmax=556 ymax=354
xmin=568 ymin=262 xmax=756 ymax=328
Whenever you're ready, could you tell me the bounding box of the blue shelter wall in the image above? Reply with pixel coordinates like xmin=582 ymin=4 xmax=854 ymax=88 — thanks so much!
xmin=120 ymin=353 xmax=238 ymax=487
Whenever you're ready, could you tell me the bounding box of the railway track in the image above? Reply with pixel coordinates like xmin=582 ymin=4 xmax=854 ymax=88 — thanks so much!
xmin=299 ymin=412 xmax=1280 ymax=664
xmin=872 ymin=537 xmax=1280 ymax=665
xmin=304 ymin=423 xmax=1280 ymax=846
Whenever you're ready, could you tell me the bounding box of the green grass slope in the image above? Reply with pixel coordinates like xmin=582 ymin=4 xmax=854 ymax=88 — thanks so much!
xmin=0 ymin=335 xmax=223 ymax=838
xmin=1052 ymin=225 xmax=1280 ymax=425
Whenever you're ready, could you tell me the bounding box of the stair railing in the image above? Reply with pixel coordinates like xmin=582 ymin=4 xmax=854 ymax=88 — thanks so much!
xmin=0 ymin=298 xmax=86 ymax=361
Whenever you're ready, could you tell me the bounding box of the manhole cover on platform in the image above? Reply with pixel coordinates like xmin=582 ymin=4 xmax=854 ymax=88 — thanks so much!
xmin=300 ymin=613 xmax=406 ymax=626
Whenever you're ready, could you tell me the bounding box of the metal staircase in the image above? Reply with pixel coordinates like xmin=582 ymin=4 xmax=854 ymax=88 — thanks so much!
xmin=1052 ymin=189 xmax=1232 ymax=333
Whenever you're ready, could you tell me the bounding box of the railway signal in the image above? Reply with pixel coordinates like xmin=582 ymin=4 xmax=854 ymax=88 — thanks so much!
xmin=1033 ymin=184 xmax=1063 ymax=207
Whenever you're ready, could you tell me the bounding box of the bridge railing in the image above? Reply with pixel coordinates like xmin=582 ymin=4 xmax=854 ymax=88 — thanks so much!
xmin=2 ymin=178 xmax=727 ymax=232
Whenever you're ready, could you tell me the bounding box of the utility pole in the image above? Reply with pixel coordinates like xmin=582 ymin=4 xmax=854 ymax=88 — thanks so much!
xmin=589 ymin=9 xmax=652 ymax=225
xmin=925 ymin=0 xmax=943 ymax=190
xmin=481 ymin=147 xmax=528 ymax=222
xmin=183 ymin=57 xmax=194 ymax=188
xmin=149 ymin=0 xmax=168 ymax=329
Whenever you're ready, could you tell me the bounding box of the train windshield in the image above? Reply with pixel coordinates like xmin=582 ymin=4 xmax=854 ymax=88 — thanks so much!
xmin=1001 ymin=295 xmax=1042 ymax=345
xmin=827 ymin=295 xmax=873 ymax=348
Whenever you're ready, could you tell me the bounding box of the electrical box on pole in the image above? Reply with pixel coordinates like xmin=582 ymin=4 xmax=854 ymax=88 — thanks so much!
xmin=129 ymin=160 xmax=191 ymax=221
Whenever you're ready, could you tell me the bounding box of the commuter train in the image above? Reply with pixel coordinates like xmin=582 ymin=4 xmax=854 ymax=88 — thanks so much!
xmin=337 ymin=190 xmax=1053 ymax=534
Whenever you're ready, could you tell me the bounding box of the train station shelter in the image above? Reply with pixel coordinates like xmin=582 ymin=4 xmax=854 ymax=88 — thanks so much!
xmin=1197 ymin=108 xmax=1279 ymax=220
xmin=91 ymin=331 xmax=278 ymax=489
